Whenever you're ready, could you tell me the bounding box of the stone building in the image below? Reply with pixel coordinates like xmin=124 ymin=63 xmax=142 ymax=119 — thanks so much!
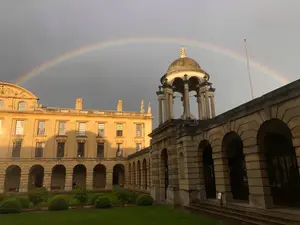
xmin=0 ymin=82 xmax=152 ymax=193
xmin=127 ymin=47 xmax=300 ymax=217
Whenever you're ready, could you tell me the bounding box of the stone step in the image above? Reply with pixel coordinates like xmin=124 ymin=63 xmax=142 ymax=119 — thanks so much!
xmin=187 ymin=202 xmax=300 ymax=225
xmin=186 ymin=205 xmax=265 ymax=225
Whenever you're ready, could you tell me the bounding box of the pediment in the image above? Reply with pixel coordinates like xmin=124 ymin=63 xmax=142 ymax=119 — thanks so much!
xmin=0 ymin=82 xmax=38 ymax=99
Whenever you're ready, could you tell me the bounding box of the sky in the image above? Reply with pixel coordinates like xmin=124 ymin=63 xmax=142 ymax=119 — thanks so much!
xmin=0 ymin=0 xmax=299 ymax=128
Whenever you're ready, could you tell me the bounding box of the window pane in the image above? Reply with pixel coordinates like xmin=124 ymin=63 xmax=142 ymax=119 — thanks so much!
xmin=116 ymin=124 xmax=123 ymax=130
xmin=12 ymin=140 xmax=22 ymax=157
xmin=77 ymin=143 xmax=85 ymax=157
xmin=98 ymin=123 xmax=105 ymax=137
xmin=78 ymin=122 xmax=86 ymax=136
xmin=15 ymin=120 xmax=24 ymax=135
xmin=18 ymin=102 xmax=26 ymax=111
xmin=136 ymin=143 xmax=142 ymax=151
xmin=116 ymin=143 xmax=123 ymax=157
xmin=57 ymin=142 xmax=65 ymax=158
xmin=97 ymin=142 xmax=104 ymax=158
xmin=37 ymin=121 xmax=46 ymax=136
xmin=136 ymin=124 xmax=142 ymax=137
xmin=35 ymin=142 xmax=45 ymax=158
xmin=58 ymin=122 xmax=66 ymax=135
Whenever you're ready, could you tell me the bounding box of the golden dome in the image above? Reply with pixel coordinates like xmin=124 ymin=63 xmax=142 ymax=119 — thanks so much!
xmin=166 ymin=47 xmax=203 ymax=75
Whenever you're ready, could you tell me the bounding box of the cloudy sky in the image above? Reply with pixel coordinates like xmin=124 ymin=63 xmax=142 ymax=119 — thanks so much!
xmin=0 ymin=1 xmax=299 ymax=128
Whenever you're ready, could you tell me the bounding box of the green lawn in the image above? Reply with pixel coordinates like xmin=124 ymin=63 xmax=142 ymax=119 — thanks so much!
xmin=0 ymin=205 xmax=219 ymax=225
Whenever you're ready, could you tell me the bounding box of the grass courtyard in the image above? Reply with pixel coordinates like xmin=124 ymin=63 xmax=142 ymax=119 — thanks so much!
xmin=0 ymin=205 xmax=219 ymax=225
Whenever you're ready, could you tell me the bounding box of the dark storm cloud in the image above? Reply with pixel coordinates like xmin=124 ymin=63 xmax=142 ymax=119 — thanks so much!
xmin=0 ymin=0 xmax=299 ymax=128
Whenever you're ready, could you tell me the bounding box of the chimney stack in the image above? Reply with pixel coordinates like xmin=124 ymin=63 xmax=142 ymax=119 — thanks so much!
xmin=75 ymin=98 xmax=83 ymax=110
xmin=117 ymin=100 xmax=123 ymax=112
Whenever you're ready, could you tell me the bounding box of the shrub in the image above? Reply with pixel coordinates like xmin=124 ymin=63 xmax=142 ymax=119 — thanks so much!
xmin=136 ymin=194 xmax=153 ymax=206
xmin=0 ymin=194 xmax=5 ymax=203
xmin=90 ymin=193 xmax=104 ymax=205
xmin=16 ymin=197 xmax=31 ymax=209
xmin=28 ymin=187 xmax=49 ymax=206
xmin=73 ymin=188 xmax=88 ymax=207
xmin=113 ymin=187 xmax=130 ymax=205
xmin=48 ymin=195 xmax=69 ymax=211
xmin=95 ymin=196 xmax=112 ymax=209
xmin=128 ymin=192 xmax=139 ymax=203
xmin=0 ymin=199 xmax=22 ymax=214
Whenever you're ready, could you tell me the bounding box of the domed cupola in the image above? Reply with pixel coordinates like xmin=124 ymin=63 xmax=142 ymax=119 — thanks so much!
xmin=156 ymin=47 xmax=216 ymax=124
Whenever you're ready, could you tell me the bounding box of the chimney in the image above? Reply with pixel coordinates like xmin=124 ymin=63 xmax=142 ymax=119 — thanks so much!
xmin=117 ymin=100 xmax=122 ymax=112
xmin=75 ymin=98 xmax=83 ymax=110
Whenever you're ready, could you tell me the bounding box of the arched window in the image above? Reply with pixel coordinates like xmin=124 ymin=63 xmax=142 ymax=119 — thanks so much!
xmin=18 ymin=101 xmax=26 ymax=111
xmin=0 ymin=100 xmax=3 ymax=109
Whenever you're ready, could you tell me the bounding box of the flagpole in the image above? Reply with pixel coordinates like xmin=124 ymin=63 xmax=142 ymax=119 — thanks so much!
xmin=244 ymin=38 xmax=254 ymax=100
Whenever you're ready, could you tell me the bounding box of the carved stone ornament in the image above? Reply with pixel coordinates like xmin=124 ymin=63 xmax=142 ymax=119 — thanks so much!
xmin=0 ymin=85 xmax=28 ymax=98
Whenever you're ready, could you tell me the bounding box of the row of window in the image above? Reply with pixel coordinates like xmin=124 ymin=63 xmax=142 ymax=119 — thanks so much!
xmin=11 ymin=140 xmax=143 ymax=158
xmin=0 ymin=100 xmax=27 ymax=111
xmin=0 ymin=120 xmax=144 ymax=138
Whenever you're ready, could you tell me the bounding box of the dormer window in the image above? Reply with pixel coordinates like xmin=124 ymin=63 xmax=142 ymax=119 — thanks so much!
xmin=18 ymin=101 xmax=26 ymax=111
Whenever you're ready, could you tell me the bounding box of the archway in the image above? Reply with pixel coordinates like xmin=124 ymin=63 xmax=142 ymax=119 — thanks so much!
xmin=51 ymin=165 xmax=66 ymax=190
xmin=222 ymin=132 xmax=249 ymax=201
xmin=137 ymin=161 xmax=141 ymax=187
xmin=5 ymin=165 xmax=21 ymax=192
xmin=257 ymin=119 xmax=300 ymax=207
xmin=199 ymin=140 xmax=216 ymax=199
xmin=161 ymin=149 xmax=169 ymax=200
xmin=142 ymin=159 xmax=148 ymax=189
xmin=113 ymin=164 xmax=125 ymax=187
xmin=93 ymin=164 xmax=106 ymax=189
xmin=73 ymin=164 xmax=86 ymax=189
xmin=28 ymin=165 xmax=44 ymax=190
xmin=132 ymin=162 xmax=136 ymax=185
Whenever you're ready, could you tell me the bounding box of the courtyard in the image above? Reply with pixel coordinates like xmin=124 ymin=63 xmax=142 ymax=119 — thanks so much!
xmin=0 ymin=205 xmax=219 ymax=225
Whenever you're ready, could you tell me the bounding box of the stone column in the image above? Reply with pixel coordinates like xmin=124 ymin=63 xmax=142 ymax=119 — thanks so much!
xmin=213 ymin=149 xmax=232 ymax=203
xmin=0 ymin=169 xmax=5 ymax=193
xmin=210 ymin=95 xmax=216 ymax=118
xmin=205 ymin=90 xmax=211 ymax=119
xmin=183 ymin=82 xmax=190 ymax=119
xmin=86 ymin=168 xmax=93 ymax=190
xmin=169 ymin=91 xmax=174 ymax=119
xmin=65 ymin=168 xmax=73 ymax=191
xmin=43 ymin=169 xmax=52 ymax=191
xmin=163 ymin=91 xmax=169 ymax=122
xmin=200 ymin=91 xmax=206 ymax=119
xmin=245 ymin=145 xmax=273 ymax=209
xmin=150 ymin=149 xmax=160 ymax=201
xmin=157 ymin=91 xmax=164 ymax=125
xmin=19 ymin=171 xmax=29 ymax=193
xmin=105 ymin=167 xmax=113 ymax=190
xmin=196 ymin=95 xmax=202 ymax=120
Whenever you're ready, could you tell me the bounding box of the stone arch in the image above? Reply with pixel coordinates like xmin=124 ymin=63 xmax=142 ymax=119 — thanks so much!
xmin=28 ymin=164 xmax=44 ymax=190
xmin=257 ymin=118 xmax=300 ymax=207
xmin=73 ymin=164 xmax=86 ymax=189
xmin=142 ymin=158 xmax=148 ymax=189
xmin=4 ymin=165 xmax=21 ymax=192
xmin=93 ymin=164 xmax=106 ymax=189
xmin=113 ymin=164 xmax=125 ymax=187
xmin=137 ymin=160 xmax=141 ymax=187
xmin=199 ymin=140 xmax=216 ymax=199
xmin=51 ymin=164 xmax=66 ymax=190
xmin=222 ymin=132 xmax=249 ymax=201
xmin=160 ymin=148 xmax=169 ymax=200
xmin=128 ymin=163 xmax=132 ymax=185
xmin=179 ymin=152 xmax=185 ymax=179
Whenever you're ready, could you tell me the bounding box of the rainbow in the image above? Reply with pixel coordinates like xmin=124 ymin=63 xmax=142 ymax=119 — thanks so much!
xmin=16 ymin=36 xmax=290 ymax=85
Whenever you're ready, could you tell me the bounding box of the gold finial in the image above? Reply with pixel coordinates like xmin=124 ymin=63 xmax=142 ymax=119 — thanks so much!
xmin=180 ymin=46 xmax=186 ymax=58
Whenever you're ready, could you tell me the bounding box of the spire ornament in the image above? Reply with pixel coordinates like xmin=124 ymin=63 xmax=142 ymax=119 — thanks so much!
xmin=180 ymin=46 xmax=186 ymax=58
xmin=140 ymin=100 xmax=145 ymax=113
xmin=147 ymin=102 xmax=151 ymax=114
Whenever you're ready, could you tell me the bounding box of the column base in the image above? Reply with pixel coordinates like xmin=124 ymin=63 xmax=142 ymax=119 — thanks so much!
xmin=166 ymin=187 xmax=180 ymax=206
xmin=179 ymin=189 xmax=200 ymax=206
xmin=150 ymin=186 xmax=162 ymax=202
xmin=249 ymin=194 xmax=274 ymax=209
